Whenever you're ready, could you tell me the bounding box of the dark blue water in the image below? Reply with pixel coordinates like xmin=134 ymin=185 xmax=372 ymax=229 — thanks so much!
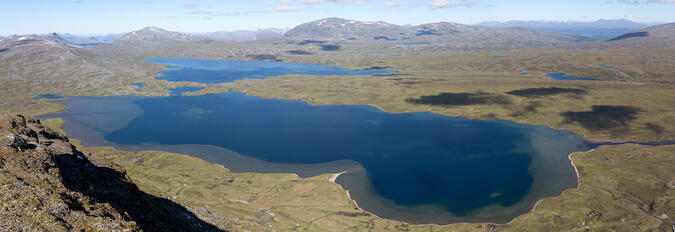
xmin=34 ymin=94 xmax=64 ymax=99
xmin=75 ymin=43 xmax=102 ymax=47
xmin=145 ymin=58 xmax=395 ymax=84
xmin=546 ymin=73 xmax=601 ymax=81
xmin=599 ymin=65 xmax=617 ymax=69
xmin=44 ymin=92 xmax=587 ymax=224
xmin=170 ymin=86 xmax=204 ymax=96
xmin=131 ymin=83 xmax=143 ymax=88
xmin=520 ymin=72 xmax=529 ymax=75
xmin=40 ymin=59 xmax=589 ymax=224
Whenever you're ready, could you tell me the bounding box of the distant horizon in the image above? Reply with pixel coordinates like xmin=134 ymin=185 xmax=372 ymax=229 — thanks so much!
xmin=1 ymin=0 xmax=674 ymax=35
xmin=0 ymin=17 xmax=669 ymax=37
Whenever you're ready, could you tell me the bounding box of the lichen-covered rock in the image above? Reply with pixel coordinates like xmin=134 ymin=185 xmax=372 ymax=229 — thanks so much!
xmin=0 ymin=112 xmax=226 ymax=231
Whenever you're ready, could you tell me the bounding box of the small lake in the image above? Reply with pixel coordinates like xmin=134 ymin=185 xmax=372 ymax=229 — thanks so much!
xmin=75 ymin=43 xmax=102 ymax=47
xmin=40 ymin=58 xmax=590 ymax=224
xmin=546 ymin=73 xmax=600 ymax=81
xmin=146 ymin=58 xmax=395 ymax=84
xmin=34 ymin=94 xmax=65 ymax=99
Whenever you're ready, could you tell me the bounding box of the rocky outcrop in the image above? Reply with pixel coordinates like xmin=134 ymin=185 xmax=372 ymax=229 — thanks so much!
xmin=0 ymin=113 xmax=225 ymax=231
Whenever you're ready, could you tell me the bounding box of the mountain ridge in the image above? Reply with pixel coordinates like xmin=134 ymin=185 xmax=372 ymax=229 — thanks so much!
xmin=476 ymin=19 xmax=657 ymax=29
xmin=608 ymin=22 xmax=675 ymax=43
xmin=200 ymin=28 xmax=288 ymax=41
xmin=116 ymin=26 xmax=204 ymax=43
xmin=476 ymin=19 xmax=662 ymax=40
xmin=284 ymin=17 xmax=591 ymax=48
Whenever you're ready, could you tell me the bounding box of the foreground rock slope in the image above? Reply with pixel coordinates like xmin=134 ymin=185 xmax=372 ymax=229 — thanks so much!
xmin=0 ymin=113 xmax=225 ymax=231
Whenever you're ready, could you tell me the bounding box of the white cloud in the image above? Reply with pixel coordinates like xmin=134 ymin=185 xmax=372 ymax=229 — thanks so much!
xmin=382 ymin=1 xmax=409 ymax=7
xmin=186 ymin=5 xmax=298 ymax=16
xmin=429 ymin=0 xmax=473 ymax=9
xmin=185 ymin=0 xmax=298 ymax=17
xmin=613 ymin=0 xmax=642 ymax=4
xmin=266 ymin=0 xmax=293 ymax=5
xmin=300 ymin=0 xmax=372 ymax=5
xmin=181 ymin=3 xmax=199 ymax=8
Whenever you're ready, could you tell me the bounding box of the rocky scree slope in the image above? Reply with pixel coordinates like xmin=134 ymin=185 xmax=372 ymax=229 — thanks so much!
xmin=0 ymin=113 xmax=225 ymax=231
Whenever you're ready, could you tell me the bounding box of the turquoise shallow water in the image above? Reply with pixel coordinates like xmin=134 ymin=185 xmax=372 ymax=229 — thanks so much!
xmin=41 ymin=58 xmax=590 ymax=224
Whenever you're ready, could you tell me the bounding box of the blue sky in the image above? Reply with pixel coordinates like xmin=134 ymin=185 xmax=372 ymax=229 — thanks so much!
xmin=1 ymin=0 xmax=674 ymax=35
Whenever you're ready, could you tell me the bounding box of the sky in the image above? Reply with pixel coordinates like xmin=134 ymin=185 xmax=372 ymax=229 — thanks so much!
xmin=1 ymin=0 xmax=674 ymax=35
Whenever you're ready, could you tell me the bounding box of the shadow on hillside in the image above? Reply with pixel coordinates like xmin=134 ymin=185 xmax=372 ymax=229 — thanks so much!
xmin=406 ymin=92 xmax=511 ymax=107
xmin=609 ymin=32 xmax=648 ymax=41
xmin=54 ymin=150 xmax=225 ymax=232
xmin=506 ymin=87 xmax=587 ymax=98
xmin=561 ymin=105 xmax=641 ymax=132
xmin=246 ymin=54 xmax=278 ymax=61
xmin=297 ymin=40 xmax=326 ymax=45
xmin=319 ymin=44 xmax=341 ymax=51
xmin=285 ymin=50 xmax=313 ymax=55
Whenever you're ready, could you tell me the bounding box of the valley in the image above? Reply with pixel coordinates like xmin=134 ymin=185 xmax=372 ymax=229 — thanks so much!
xmin=1 ymin=15 xmax=674 ymax=231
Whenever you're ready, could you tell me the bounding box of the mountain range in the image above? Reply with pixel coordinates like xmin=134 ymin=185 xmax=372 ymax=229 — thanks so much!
xmin=199 ymin=28 xmax=288 ymax=41
xmin=2 ymin=18 xmax=673 ymax=53
xmin=45 ymin=28 xmax=286 ymax=44
xmin=476 ymin=19 xmax=662 ymax=40
xmin=115 ymin=26 xmax=203 ymax=44
xmin=3 ymin=18 xmax=666 ymax=45
xmin=59 ymin=33 xmax=108 ymax=44
xmin=2 ymin=18 xmax=671 ymax=90
xmin=284 ymin=17 xmax=590 ymax=48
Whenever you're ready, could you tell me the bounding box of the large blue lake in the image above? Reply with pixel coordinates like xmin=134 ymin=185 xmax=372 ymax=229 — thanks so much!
xmin=43 ymin=58 xmax=589 ymax=224
xmin=146 ymin=58 xmax=395 ymax=83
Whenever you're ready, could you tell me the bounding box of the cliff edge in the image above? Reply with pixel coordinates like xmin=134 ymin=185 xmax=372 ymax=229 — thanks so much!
xmin=0 ymin=113 xmax=225 ymax=231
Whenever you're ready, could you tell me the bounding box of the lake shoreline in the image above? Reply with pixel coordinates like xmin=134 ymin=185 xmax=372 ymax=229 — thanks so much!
xmin=328 ymin=148 xmax=589 ymax=227
xmin=42 ymin=92 xmax=591 ymax=226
